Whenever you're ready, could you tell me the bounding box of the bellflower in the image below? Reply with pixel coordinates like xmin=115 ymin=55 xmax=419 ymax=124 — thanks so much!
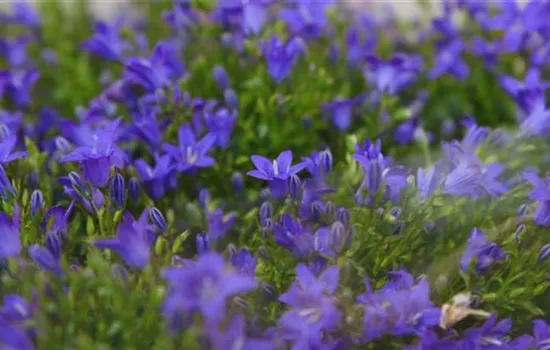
xmin=345 ymin=26 xmax=376 ymax=66
xmin=60 ymin=119 xmax=126 ymax=187
xmin=215 ymin=0 xmax=271 ymax=35
xmin=261 ymin=36 xmax=306 ymax=83
xmin=3 ymin=1 xmax=41 ymax=27
xmin=229 ymin=247 xmax=257 ymax=276
xmin=161 ymin=252 xmax=256 ymax=329
xmin=28 ymin=244 xmax=63 ymax=277
xmin=0 ymin=205 xmax=21 ymax=260
xmin=0 ymin=69 xmax=40 ymax=108
xmin=364 ymin=53 xmax=422 ymax=95
xmin=428 ymin=40 xmax=469 ymax=80
xmin=81 ymin=19 xmax=130 ymax=61
xmin=278 ymin=1 xmax=333 ymax=40
xmin=278 ymin=264 xmax=341 ymax=348
xmin=124 ymin=40 xmax=185 ymax=92
xmin=273 ymin=213 xmax=312 ymax=258
xmin=416 ymin=166 xmax=442 ymax=201
xmin=523 ymin=170 xmax=550 ymax=226
xmin=41 ymin=205 xmax=71 ymax=239
xmin=460 ymin=315 xmax=533 ymax=349
xmin=298 ymin=180 xmax=333 ymax=219
xmin=0 ymin=134 xmax=26 ymax=164
xmin=95 ymin=210 xmax=156 ymax=269
xmin=519 ymin=100 xmax=550 ymax=137
xmin=247 ymin=150 xmax=307 ymax=199
xmin=321 ymin=98 xmax=354 ymax=131
xmin=0 ymin=110 xmax=23 ymax=135
xmin=135 ymin=154 xmax=174 ymax=200
xmin=499 ymin=68 xmax=550 ymax=114
xmin=204 ymin=108 xmax=237 ymax=149
xmin=163 ymin=124 xmax=216 ymax=173
xmin=302 ymin=149 xmax=332 ymax=187
xmin=0 ymin=35 xmax=30 ymax=67
xmin=206 ymin=208 xmax=237 ymax=241
xmin=162 ymin=0 xmax=199 ymax=29
xmin=471 ymin=36 xmax=502 ymax=67
xmin=460 ymin=227 xmax=506 ymax=274
xmin=532 ymin=319 xmax=550 ymax=349
xmin=0 ymin=320 xmax=35 ymax=350
xmin=357 ymin=270 xmax=440 ymax=341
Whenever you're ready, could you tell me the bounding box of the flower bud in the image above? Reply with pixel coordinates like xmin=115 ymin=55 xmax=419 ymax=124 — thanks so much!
xmin=128 ymin=177 xmax=140 ymax=203
xmin=289 ymin=175 xmax=302 ymax=201
xmin=68 ymin=171 xmax=89 ymax=196
xmin=46 ymin=232 xmax=62 ymax=260
xmin=0 ymin=164 xmax=16 ymax=200
xmin=30 ymin=189 xmax=44 ymax=217
xmin=213 ymin=65 xmax=229 ymax=90
xmin=224 ymin=89 xmax=238 ymax=110
xmin=196 ymin=234 xmax=210 ymax=254
xmin=149 ymin=207 xmax=167 ymax=234
xmin=110 ymin=174 xmax=126 ymax=209
xmin=259 ymin=202 xmax=272 ymax=226
xmin=231 ymin=172 xmax=244 ymax=193
xmin=319 ymin=149 xmax=333 ymax=174
xmin=54 ymin=136 xmax=72 ymax=155
xmin=336 ymin=208 xmax=350 ymax=227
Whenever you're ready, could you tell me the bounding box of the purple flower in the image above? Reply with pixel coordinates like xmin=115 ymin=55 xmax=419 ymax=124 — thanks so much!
xmin=345 ymin=26 xmax=376 ymax=66
xmin=0 ymin=35 xmax=30 ymax=67
xmin=364 ymin=53 xmax=422 ymax=95
xmin=273 ymin=213 xmax=312 ymax=258
xmin=124 ymin=40 xmax=185 ymax=92
xmin=0 ymin=69 xmax=40 ymax=108
xmin=135 ymin=154 xmax=174 ymax=200
xmin=204 ymin=108 xmax=237 ymax=149
xmin=471 ymin=36 xmax=502 ymax=67
xmin=357 ymin=270 xmax=440 ymax=341
xmin=163 ymin=124 xmax=216 ymax=172
xmin=161 ymin=252 xmax=256 ymax=330
xmin=278 ymin=1 xmax=333 ymax=40
xmin=499 ymin=68 xmax=550 ymax=114
xmin=0 ymin=320 xmax=35 ymax=350
xmin=533 ymin=319 xmax=550 ymax=349
xmin=460 ymin=227 xmax=506 ymax=273
xmin=428 ymin=40 xmax=469 ymax=80
xmin=95 ymin=210 xmax=156 ymax=269
xmin=321 ymin=98 xmax=354 ymax=131
xmin=81 ymin=20 xmax=130 ymax=61
xmin=278 ymin=264 xmax=341 ymax=348
xmin=3 ymin=1 xmax=41 ymax=27
xmin=28 ymin=244 xmax=63 ymax=277
xmin=61 ymin=119 xmax=126 ymax=187
xmin=262 ymin=36 xmax=306 ymax=83
xmin=0 ymin=134 xmax=26 ymax=164
xmin=162 ymin=0 xmax=199 ymax=29
xmin=523 ymin=170 xmax=550 ymax=226
xmin=519 ymin=100 xmax=550 ymax=137
xmin=442 ymin=144 xmax=507 ymax=198
xmin=459 ymin=315 xmax=533 ymax=349
xmin=302 ymin=150 xmax=332 ymax=187
xmin=229 ymin=247 xmax=257 ymax=276
xmin=41 ymin=205 xmax=71 ymax=239
xmin=0 ymin=205 xmax=21 ymax=260
xmin=416 ymin=166 xmax=442 ymax=201
xmin=207 ymin=208 xmax=237 ymax=241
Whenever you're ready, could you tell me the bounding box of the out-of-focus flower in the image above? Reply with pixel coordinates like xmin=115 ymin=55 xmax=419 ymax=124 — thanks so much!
xmin=161 ymin=252 xmax=256 ymax=331
xmin=262 ymin=36 xmax=306 ymax=83
xmin=124 ymin=40 xmax=185 ymax=92
xmin=135 ymin=154 xmax=174 ymax=200
xmin=0 ymin=205 xmax=21 ymax=260
xmin=0 ymin=69 xmax=40 ymax=108
xmin=95 ymin=210 xmax=156 ymax=269
xmin=460 ymin=227 xmax=506 ymax=273
xmin=499 ymin=68 xmax=550 ymax=114
xmin=321 ymin=98 xmax=354 ymax=131
xmin=81 ymin=19 xmax=130 ymax=61
xmin=364 ymin=53 xmax=422 ymax=95
xmin=428 ymin=40 xmax=469 ymax=80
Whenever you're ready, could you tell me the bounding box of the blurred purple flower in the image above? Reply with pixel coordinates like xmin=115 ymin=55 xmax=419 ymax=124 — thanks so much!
xmin=0 ymin=69 xmax=40 ymax=108
xmin=161 ymin=252 xmax=256 ymax=330
xmin=428 ymin=40 xmax=469 ymax=80
xmin=364 ymin=53 xmax=422 ymax=95
xmin=322 ymin=98 xmax=354 ymax=131
xmin=81 ymin=19 xmax=130 ymax=61
xmin=262 ymin=36 xmax=306 ymax=83
xmin=135 ymin=154 xmax=174 ymax=200
xmin=460 ymin=227 xmax=506 ymax=273
xmin=0 ymin=206 xmax=21 ymax=260
xmin=95 ymin=210 xmax=156 ymax=269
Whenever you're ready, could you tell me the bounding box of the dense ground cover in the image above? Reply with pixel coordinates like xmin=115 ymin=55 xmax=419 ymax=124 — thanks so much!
xmin=2 ymin=0 xmax=550 ymax=348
